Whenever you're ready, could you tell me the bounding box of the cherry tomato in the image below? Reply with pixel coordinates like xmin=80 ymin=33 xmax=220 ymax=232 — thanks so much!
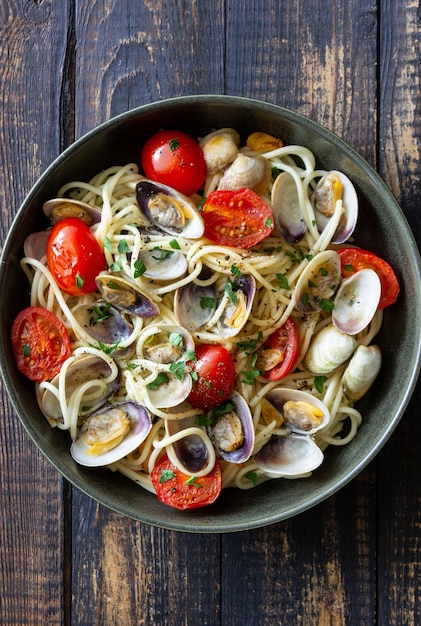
xmin=187 ymin=344 xmax=236 ymax=411
xmin=338 ymin=247 xmax=400 ymax=309
xmin=11 ymin=306 xmax=72 ymax=381
xmin=151 ymin=454 xmax=222 ymax=510
xmin=47 ymin=217 xmax=106 ymax=296
xmin=258 ymin=317 xmax=299 ymax=381
xmin=141 ymin=129 xmax=206 ymax=196
xmin=201 ymin=188 xmax=274 ymax=249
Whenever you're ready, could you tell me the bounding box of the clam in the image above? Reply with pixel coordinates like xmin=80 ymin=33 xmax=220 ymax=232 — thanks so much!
xmin=294 ymin=250 xmax=341 ymax=312
xmin=254 ymin=388 xmax=329 ymax=476
xmin=138 ymin=324 xmax=195 ymax=409
xmin=207 ymin=392 xmax=255 ymax=464
xmin=95 ymin=273 xmax=159 ymax=318
xmin=217 ymin=274 xmax=256 ymax=338
xmin=70 ymin=401 xmax=152 ymax=467
xmin=23 ymin=230 xmax=50 ymax=260
xmin=262 ymin=387 xmax=330 ymax=435
xmin=303 ymin=324 xmax=357 ymax=375
xmin=332 ymin=268 xmax=381 ymax=335
xmin=136 ymin=248 xmax=187 ymax=280
xmin=311 ymin=170 xmax=358 ymax=243
xmin=271 ymin=170 xmax=307 ymax=243
xmin=342 ymin=344 xmax=382 ymax=401
xmin=217 ymin=154 xmax=271 ymax=195
xmin=38 ymin=353 xmax=121 ymax=424
xmin=136 ymin=179 xmax=204 ymax=239
xmin=199 ymin=128 xmax=240 ymax=175
xmin=43 ymin=198 xmax=102 ymax=225
xmin=246 ymin=131 xmax=284 ymax=152
xmin=254 ymin=434 xmax=324 ymax=477
xmin=174 ymin=268 xmax=217 ymax=331
xmin=72 ymin=301 xmax=133 ymax=356
xmin=166 ymin=415 xmax=211 ymax=474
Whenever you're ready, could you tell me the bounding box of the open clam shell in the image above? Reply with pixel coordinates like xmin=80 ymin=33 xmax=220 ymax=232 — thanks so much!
xmin=166 ymin=415 xmax=212 ymax=474
xmin=332 ymin=268 xmax=381 ymax=335
xmin=38 ymin=353 xmax=121 ymax=424
xmin=136 ymin=248 xmax=187 ymax=280
xmin=217 ymin=274 xmax=256 ymax=338
xmin=174 ymin=269 xmax=217 ymax=331
xmin=254 ymin=434 xmax=324 ymax=477
xmin=43 ymin=198 xmax=102 ymax=225
xmin=95 ymin=273 xmax=160 ymax=318
xmin=207 ymin=392 xmax=255 ymax=464
xmin=271 ymin=171 xmax=307 ymax=243
xmin=136 ymin=179 xmax=204 ymax=239
xmin=72 ymin=301 xmax=134 ymax=357
xmin=311 ymin=170 xmax=358 ymax=243
xmin=263 ymin=387 xmax=330 ymax=435
xmin=294 ymin=250 xmax=341 ymax=313
xmin=70 ymin=401 xmax=152 ymax=467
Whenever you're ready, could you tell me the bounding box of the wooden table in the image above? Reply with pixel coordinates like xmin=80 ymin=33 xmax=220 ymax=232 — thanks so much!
xmin=0 ymin=1 xmax=419 ymax=624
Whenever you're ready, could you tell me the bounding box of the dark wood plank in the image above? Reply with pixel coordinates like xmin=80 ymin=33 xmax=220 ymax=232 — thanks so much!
xmin=0 ymin=2 xmax=72 ymax=624
xmin=69 ymin=2 xmax=227 ymax=623
xmin=221 ymin=0 xmax=380 ymax=623
xmin=377 ymin=1 xmax=421 ymax=624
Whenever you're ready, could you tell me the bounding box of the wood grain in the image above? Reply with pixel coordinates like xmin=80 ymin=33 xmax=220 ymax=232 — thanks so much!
xmin=0 ymin=0 xmax=419 ymax=624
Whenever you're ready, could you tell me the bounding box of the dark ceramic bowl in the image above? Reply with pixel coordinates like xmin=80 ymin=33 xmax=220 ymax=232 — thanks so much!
xmin=1 ymin=95 xmax=420 ymax=532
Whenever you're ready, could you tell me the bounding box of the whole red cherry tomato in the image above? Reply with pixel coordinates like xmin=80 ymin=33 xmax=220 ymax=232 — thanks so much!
xmin=338 ymin=247 xmax=400 ymax=309
xmin=187 ymin=343 xmax=236 ymax=411
xmin=151 ymin=454 xmax=222 ymax=510
xmin=257 ymin=317 xmax=299 ymax=381
xmin=11 ymin=306 xmax=72 ymax=381
xmin=47 ymin=217 xmax=106 ymax=296
xmin=201 ymin=188 xmax=274 ymax=249
xmin=141 ymin=129 xmax=206 ymax=196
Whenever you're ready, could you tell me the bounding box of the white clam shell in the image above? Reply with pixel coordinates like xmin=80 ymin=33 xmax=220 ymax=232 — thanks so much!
xmin=342 ymin=344 xmax=382 ymax=400
xmin=332 ymin=268 xmax=381 ymax=335
xmin=311 ymin=170 xmax=358 ymax=243
xmin=199 ymin=128 xmax=240 ymax=175
xmin=217 ymin=154 xmax=271 ymax=195
xmin=271 ymin=170 xmax=307 ymax=243
xmin=303 ymin=324 xmax=357 ymax=375
xmin=254 ymin=434 xmax=324 ymax=477
xmin=264 ymin=387 xmax=330 ymax=435
xmin=294 ymin=250 xmax=342 ymax=312
xmin=137 ymin=249 xmax=187 ymax=280
xmin=70 ymin=401 xmax=152 ymax=467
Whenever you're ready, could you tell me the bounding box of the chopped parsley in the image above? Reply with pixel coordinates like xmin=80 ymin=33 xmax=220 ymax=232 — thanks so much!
xmin=75 ymin=273 xmax=84 ymax=290
xmin=169 ymin=138 xmax=180 ymax=151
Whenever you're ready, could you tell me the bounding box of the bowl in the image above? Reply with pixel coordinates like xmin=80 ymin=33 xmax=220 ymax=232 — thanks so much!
xmin=1 ymin=95 xmax=420 ymax=533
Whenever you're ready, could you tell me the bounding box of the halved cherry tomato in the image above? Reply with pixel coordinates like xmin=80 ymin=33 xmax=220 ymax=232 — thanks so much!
xmin=47 ymin=217 xmax=106 ymax=296
xmin=338 ymin=247 xmax=400 ymax=309
xmin=11 ymin=306 xmax=72 ymax=381
xmin=141 ymin=129 xmax=206 ymax=196
xmin=257 ymin=317 xmax=299 ymax=381
xmin=201 ymin=188 xmax=274 ymax=249
xmin=151 ymin=454 xmax=222 ymax=510
xmin=187 ymin=343 xmax=236 ymax=411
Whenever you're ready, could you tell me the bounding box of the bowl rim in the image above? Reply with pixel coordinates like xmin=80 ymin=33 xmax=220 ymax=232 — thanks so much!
xmin=1 ymin=94 xmax=421 ymax=533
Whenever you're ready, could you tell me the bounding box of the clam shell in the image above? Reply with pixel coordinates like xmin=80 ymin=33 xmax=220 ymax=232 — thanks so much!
xmin=70 ymin=401 xmax=152 ymax=467
xmin=207 ymin=392 xmax=255 ymax=464
xmin=43 ymin=198 xmax=102 ymax=225
xmin=199 ymin=128 xmax=240 ymax=175
xmin=174 ymin=269 xmax=217 ymax=331
xmin=166 ymin=415 xmax=211 ymax=474
xmin=294 ymin=250 xmax=341 ymax=313
xmin=311 ymin=170 xmax=358 ymax=243
xmin=264 ymin=387 xmax=330 ymax=435
xmin=137 ymin=248 xmax=187 ymax=280
xmin=217 ymin=154 xmax=271 ymax=195
xmin=136 ymin=179 xmax=204 ymax=239
xmin=342 ymin=344 xmax=382 ymax=401
xmin=217 ymin=274 xmax=256 ymax=338
xmin=38 ymin=353 xmax=121 ymax=424
xmin=332 ymin=268 xmax=381 ymax=335
xmin=95 ymin=273 xmax=160 ymax=318
xmin=72 ymin=301 xmax=133 ymax=357
xmin=23 ymin=231 xmax=50 ymax=260
xmin=254 ymin=434 xmax=324 ymax=477
xmin=303 ymin=324 xmax=357 ymax=375
xmin=271 ymin=171 xmax=307 ymax=243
